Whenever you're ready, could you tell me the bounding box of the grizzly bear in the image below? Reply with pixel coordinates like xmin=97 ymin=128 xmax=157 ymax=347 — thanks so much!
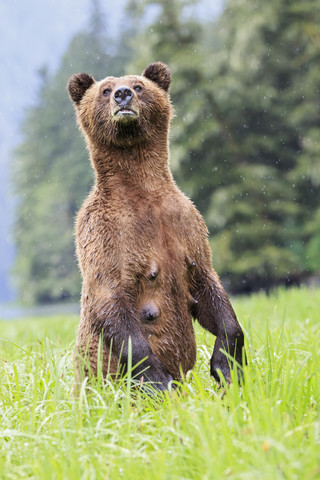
xmin=68 ymin=62 xmax=245 ymax=392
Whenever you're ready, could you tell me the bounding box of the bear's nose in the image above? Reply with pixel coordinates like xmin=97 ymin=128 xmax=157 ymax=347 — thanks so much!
xmin=114 ymin=87 xmax=133 ymax=106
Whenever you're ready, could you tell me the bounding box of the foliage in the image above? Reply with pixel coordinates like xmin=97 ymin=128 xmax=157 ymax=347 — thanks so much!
xmin=206 ymin=0 xmax=320 ymax=291
xmin=128 ymin=0 xmax=320 ymax=293
xmin=0 ymin=287 xmax=319 ymax=478
xmin=12 ymin=4 xmax=132 ymax=303
xmin=12 ymin=0 xmax=320 ymax=301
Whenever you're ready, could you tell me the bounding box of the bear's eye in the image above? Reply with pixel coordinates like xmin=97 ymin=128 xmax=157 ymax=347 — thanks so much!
xmin=134 ymin=85 xmax=143 ymax=93
xmin=102 ymin=88 xmax=112 ymax=97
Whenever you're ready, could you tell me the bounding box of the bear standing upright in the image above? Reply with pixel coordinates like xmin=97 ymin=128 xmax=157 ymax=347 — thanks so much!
xmin=68 ymin=62 xmax=245 ymax=391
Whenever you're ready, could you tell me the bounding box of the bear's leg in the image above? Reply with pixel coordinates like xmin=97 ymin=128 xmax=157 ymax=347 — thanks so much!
xmin=86 ymin=296 xmax=174 ymax=392
xmin=101 ymin=305 xmax=174 ymax=392
xmin=74 ymin=331 xmax=119 ymax=386
xmin=191 ymin=269 xmax=245 ymax=383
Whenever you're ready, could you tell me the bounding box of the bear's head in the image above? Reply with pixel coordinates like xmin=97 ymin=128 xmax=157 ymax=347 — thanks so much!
xmin=68 ymin=62 xmax=172 ymax=149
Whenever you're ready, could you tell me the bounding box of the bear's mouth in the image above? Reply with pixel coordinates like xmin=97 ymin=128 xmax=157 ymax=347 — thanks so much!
xmin=114 ymin=107 xmax=139 ymax=118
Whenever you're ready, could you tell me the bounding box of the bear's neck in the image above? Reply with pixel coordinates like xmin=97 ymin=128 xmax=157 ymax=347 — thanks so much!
xmin=90 ymin=140 xmax=175 ymax=194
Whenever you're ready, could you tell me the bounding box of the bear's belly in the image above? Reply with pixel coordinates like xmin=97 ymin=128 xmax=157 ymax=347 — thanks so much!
xmin=79 ymin=197 xmax=198 ymax=379
xmin=132 ymin=225 xmax=197 ymax=378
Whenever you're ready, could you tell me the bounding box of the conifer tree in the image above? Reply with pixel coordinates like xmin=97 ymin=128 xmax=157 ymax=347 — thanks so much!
xmin=203 ymin=0 xmax=320 ymax=290
xmin=13 ymin=2 xmax=131 ymax=303
xmin=129 ymin=0 xmax=320 ymax=292
xmin=13 ymin=0 xmax=320 ymax=301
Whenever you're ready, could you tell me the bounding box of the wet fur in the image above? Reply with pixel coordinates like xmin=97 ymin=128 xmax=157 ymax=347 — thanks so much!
xmin=68 ymin=62 xmax=245 ymax=390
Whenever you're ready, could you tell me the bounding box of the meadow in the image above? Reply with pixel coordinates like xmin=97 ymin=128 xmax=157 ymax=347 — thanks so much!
xmin=1 ymin=286 xmax=319 ymax=479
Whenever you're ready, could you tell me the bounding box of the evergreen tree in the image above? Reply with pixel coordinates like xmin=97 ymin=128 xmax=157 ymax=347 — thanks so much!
xmin=128 ymin=0 xmax=320 ymax=292
xmin=13 ymin=2 xmax=132 ymax=303
xmin=13 ymin=0 xmax=320 ymax=301
xmin=204 ymin=0 xmax=320 ymax=291
xmin=127 ymin=0 xmax=212 ymax=199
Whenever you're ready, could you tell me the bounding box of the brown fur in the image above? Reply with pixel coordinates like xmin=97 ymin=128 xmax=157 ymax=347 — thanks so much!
xmin=68 ymin=62 xmax=245 ymax=391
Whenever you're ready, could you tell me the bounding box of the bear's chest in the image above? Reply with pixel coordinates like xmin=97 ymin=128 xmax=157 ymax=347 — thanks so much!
xmin=78 ymin=191 xmax=193 ymax=287
xmin=104 ymin=192 xmax=189 ymax=279
xmin=118 ymin=194 xmax=187 ymax=255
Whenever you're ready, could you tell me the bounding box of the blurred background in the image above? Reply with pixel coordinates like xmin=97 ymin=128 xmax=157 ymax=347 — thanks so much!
xmin=1 ymin=0 xmax=319 ymax=313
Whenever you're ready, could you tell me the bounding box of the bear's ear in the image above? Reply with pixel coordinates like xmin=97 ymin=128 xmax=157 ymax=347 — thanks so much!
xmin=142 ymin=62 xmax=171 ymax=92
xmin=67 ymin=73 xmax=95 ymax=104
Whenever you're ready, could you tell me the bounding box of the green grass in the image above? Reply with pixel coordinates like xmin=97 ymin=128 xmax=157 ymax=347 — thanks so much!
xmin=1 ymin=287 xmax=319 ymax=479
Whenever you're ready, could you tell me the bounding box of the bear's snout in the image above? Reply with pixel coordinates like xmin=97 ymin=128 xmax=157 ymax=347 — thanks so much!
xmin=112 ymin=86 xmax=139 ymax=122
xmin=114 ymin=86 xmax=134 ymax=107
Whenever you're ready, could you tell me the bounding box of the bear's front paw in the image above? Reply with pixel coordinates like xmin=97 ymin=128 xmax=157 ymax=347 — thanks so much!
xmin=210 ymin=337 xmax=244 ymax=385
xmin=210 ymin=354 xmax=232 ymax=384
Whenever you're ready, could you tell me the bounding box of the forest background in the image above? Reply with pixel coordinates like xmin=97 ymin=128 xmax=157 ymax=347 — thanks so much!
xmin=3 ymin=0 xmax=320 ymax=305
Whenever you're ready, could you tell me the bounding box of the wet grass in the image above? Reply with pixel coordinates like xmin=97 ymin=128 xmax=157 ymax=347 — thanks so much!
xmin=1 ymin=286 xmax=319 ymax=479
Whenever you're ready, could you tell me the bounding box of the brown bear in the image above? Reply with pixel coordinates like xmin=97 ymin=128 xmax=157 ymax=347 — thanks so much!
xmin=67 ymin=62 xmax=245 ymax=392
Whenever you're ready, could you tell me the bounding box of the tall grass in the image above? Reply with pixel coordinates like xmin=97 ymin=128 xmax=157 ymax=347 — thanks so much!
xmin=1 ymin=287 xmax=319 ymax=479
